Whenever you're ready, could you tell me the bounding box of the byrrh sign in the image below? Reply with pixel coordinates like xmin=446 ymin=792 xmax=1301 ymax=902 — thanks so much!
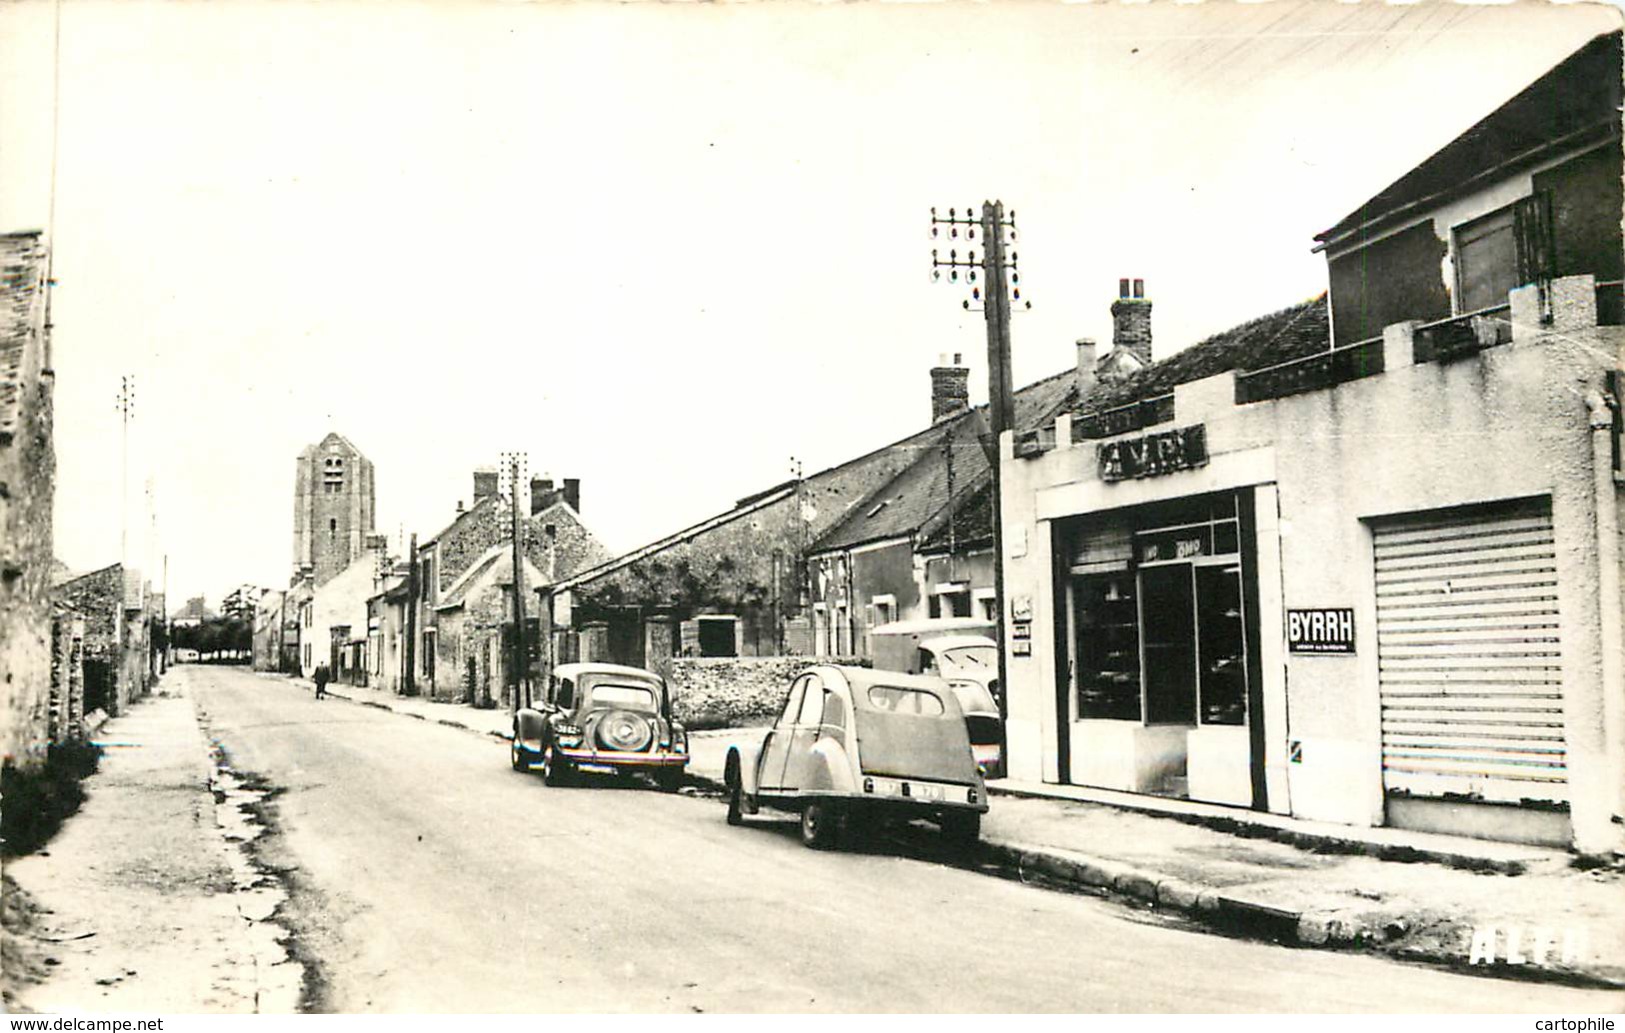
xmin=1287 ymin=608 xmax=1356 ymax=654
xmin=1098 ymin=425 xmax=1209 ymax=482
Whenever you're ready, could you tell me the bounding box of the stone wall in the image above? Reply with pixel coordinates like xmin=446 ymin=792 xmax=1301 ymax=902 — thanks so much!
xmin=668 ymin=656 xmax=868 ymax=729
xmin=0 ymin=232 xmax=54 ymax=772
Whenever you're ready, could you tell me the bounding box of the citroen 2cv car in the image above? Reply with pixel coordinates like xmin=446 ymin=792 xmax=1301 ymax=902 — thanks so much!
xmin=869 ymin=619 xmax=1006 ymax=777
xmin=723 ymin=664 xmax=989 ymax=848
xmin=510 ymin=662 xmax=688 ymax=790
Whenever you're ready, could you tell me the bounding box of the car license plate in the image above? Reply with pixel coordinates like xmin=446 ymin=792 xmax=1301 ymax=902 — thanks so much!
xmin=911 ymin=782 xmax=943 ymax=801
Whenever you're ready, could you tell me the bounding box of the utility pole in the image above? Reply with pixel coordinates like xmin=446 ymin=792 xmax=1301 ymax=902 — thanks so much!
xmin=931 ymin=202 xmax=1028 ymax=721
xmin=404 ymin=533 xmax=418 ymax=697
xmin=790 ymin=456 xmax=808 ymax=651
xmin=115 ymin=375 xmax=135 ymax=574
xmin=501 ymin=451 xmax=530 ymax=712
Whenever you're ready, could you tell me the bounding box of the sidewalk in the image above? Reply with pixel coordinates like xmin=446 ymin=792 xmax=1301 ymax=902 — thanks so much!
xmin=296 ymin=673 xmax=514 ymax=741
xmin=4 ymin=672 xmax=304 ymax=1013
xmin=258 ymin=677 xmax=1625 ymax=989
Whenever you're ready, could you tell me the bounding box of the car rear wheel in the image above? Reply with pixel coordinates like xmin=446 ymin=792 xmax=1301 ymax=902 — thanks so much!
xmin=800 ymin=801 xmax=840 ymax=850
xmin=939 ymin=810 xmax=981 ymax=848
xmin=542 ymin=746 xmax=572 ymax=787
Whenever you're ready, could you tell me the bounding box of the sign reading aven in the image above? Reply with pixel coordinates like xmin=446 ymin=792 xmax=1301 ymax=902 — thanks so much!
xmin=1098 ymin=424 xmax=1209 ymax=482
xmin=1287 ymin=608 xmax=1355 ymax=654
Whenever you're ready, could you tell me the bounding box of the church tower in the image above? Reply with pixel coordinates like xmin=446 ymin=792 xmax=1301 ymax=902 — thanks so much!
xmin=292 ymin=433 xmax=376 ymax=586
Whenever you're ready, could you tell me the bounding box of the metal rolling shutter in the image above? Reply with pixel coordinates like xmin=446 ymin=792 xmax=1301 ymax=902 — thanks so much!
xmin=1373 ymin=498 xmax=1566 ymax=803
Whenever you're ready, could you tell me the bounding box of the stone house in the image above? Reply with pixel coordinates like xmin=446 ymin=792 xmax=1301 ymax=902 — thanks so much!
xmin=54 ymin=563 xmax=150 ymax=719
xmin=0 ymin=230 xmax=56 ymax=771
xmin=433 ymin=545 xmax=547 ymax=708
xmin=402 ymin=471 xmax=607 ymax=700
xmin=998 ymin=30 xmax=1623 ymax=854
xmin=545 ymin=427 xmax=945 ymax=671
xmin=48 ymin=603 xmax=86 ymax=746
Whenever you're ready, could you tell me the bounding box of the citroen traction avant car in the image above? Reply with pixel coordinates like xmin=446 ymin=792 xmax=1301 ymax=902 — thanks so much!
xmin=869 ymin=618 xmax=1006 ymax=777
xmin=723 ymin=664 xmax=989 ymax=849
xmin=510 ymin=662 xmax=688 ymax=790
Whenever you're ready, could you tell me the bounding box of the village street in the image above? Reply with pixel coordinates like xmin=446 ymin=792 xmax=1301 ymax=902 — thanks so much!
xmin=12 ymin=663 xmax=1615 ymax=1014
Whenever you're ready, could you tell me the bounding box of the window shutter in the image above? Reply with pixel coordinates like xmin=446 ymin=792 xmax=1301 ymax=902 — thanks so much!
xmin=1513 ymin=191 xmax=1556 ymax=288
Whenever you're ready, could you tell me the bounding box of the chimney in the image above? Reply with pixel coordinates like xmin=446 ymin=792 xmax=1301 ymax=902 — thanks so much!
xmin=530 ymin=476 xmax=551 ymax=517
xmin=930 ymin=352 xmax=970 ymax=423
xmin=563 ymin=478 xmax=580 ymax=514
xmin=1075 ymin=338 xmax=1098 ymax=399
xmin=472 ymin=467 xmax=499 ymax=501
xmin=1110 ymin=277 xmax=1153 ymax=365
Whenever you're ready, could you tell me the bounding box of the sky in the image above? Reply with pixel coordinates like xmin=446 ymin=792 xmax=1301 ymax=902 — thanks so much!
xmin=1 ymin=0 xmax=1618 ymax=609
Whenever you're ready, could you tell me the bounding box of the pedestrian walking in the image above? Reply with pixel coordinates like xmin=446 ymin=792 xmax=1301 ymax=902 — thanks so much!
xmin=313 ymin=662 xmax=330 ymax=700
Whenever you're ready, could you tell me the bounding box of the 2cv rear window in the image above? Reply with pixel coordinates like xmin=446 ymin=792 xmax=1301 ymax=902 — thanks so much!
xmin=867 ymin=685 xmax=946 ymax=716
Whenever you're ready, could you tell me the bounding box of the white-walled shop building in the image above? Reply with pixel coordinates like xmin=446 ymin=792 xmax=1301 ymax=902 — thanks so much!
xmin=996 ymin=31 xmax=1623 ymax=855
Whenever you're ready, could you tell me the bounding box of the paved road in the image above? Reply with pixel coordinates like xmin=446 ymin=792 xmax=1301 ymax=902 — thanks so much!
xmin=188 ymin=665 xmax=1622 ymax=1013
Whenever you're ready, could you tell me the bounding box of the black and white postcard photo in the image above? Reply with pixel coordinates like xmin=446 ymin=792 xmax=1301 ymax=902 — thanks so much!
xmin=1 ymin=0 xmax=1622 ymax=1021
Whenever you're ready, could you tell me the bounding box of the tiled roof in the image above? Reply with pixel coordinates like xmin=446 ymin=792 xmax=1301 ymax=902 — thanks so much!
xmin=1 ymin=231 xmax=48 ymax=445
xmin=436 ymin=544 xmax=544 ymax=611
xmin=1078 ymin=295 xmax=1330 ymax=414
xmin=1316 ymin=31 xmax=1621 ymax=247
xmin=813 ymin=368 xmax=1078 ymax=552
xmin=920 ymin=478 xmax=994 ymax=553
xmin=422 ymin=492 xmax=498 ymax=548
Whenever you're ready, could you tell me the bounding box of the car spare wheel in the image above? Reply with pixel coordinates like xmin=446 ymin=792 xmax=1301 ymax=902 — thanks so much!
xmin=594 ymin=710 xmax=654 ymax=752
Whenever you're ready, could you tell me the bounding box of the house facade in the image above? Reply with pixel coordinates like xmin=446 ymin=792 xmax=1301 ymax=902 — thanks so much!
xmin=399 ymin=471 xmax=607 ymax=700
xmin=55 ymin=564 xmax=152 ymax=719
xmin=997 ymin=31 xmax=1623 ymax=855
xmin=806 ymin=355 xmax=1076 ymax=660
xmin=546 ymin=416 xmax=957 ymax=671
xmin=303 ymin=535 xmax=391 ymax=681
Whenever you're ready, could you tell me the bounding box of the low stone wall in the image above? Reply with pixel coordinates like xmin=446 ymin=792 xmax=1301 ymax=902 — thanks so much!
xmin=670 ymin=656 xmax=867 ymax=730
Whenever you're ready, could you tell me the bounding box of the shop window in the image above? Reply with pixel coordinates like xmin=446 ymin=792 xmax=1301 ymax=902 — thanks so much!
xmin=1072 ymin=574 xmax=1141 ymax=721
xmin=1196 ymin=565 xmax=1246 ymax=725
xmin=1140 ymin=566 xmax=1197 ymax=724
xmin=1068 ymin=492 xmax=1249 ymax=728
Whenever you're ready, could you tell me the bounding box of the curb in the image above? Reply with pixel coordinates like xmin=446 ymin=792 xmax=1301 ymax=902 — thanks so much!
xmin=980 ymin=838 xmax=1624 ymax=990
xmin=987 ymin=783 xmax=1532 ymax=875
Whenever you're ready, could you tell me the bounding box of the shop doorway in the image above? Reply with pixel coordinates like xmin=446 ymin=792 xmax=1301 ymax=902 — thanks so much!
xmin=1059 ymin=491 xmax=1262 ymax=807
